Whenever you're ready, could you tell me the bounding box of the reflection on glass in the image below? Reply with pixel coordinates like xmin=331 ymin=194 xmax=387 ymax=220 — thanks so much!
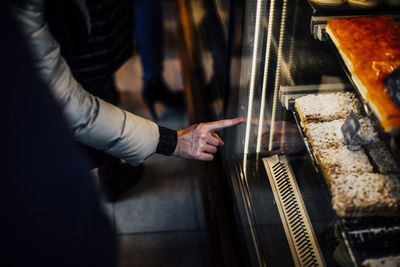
xmin=243 ymin=0 xmax=267 ymax=173
xmin=268 ymin=0 xmax=288 ymax=152
xmin=256 ymin=0 xmax=276 ymax=153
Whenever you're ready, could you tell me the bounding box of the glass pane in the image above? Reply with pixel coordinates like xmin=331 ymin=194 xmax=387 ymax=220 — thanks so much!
xmin=222 ymin=0 xmax=400 ymax=266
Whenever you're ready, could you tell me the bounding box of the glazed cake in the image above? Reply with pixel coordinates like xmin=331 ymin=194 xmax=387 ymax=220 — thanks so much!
xmin=326 ymin=16 xmax=400 ymax=131
xmin=305 ymin=117 xmax=379 ymax=149
xmin=315 ymin=146 xmax=374 ymax=185
xmin=331 ymin=173 xmax=400 ymax=217
xmin=295 ymin=92 xmax=362 ymax=123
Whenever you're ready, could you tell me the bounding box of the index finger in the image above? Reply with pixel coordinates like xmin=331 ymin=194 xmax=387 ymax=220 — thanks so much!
xmin=203 ymin=117 xmax=244 ymax=132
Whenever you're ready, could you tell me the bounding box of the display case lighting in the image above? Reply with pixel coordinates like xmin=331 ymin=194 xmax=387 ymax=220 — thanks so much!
xmin=268 ymin=0 xmax=288 ymax=151
xmin=256 ymin=0 xmax=276 ymax=153
xmin=243 ymin=0 xmax=267 ymax=172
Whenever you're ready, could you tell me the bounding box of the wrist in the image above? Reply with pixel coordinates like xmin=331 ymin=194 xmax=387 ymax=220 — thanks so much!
xmin=156 ymin=126 xmax=177 ymax=156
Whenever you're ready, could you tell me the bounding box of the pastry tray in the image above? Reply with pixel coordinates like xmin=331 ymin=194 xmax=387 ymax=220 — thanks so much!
xmin=281 ymin=96 xmax=400 ymax=266
xmin=293 ymin=107 xmax=400 ymax=266
xmin=281 ymin=83 xmax=398 ymax=192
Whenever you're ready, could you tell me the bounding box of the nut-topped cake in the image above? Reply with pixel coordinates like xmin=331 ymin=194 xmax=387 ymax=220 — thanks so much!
xmin=315 ymin=146 xmax=375 ymax=185
xmin=366 ymin=142 xmax=400 ymax=174
xmin=295 ymin=92 xmax=362 ymax=123
xmin=331 ymin=173 xmax=400 ymax=217
xmin=295 ymin=89 xmax=400 ymax=216
xmin=305 ymin=117 xmax=379 ymax=150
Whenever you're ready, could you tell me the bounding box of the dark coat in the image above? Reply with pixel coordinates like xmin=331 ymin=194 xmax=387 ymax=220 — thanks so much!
xmin=46 ymin=0 xmax=134 ymax=83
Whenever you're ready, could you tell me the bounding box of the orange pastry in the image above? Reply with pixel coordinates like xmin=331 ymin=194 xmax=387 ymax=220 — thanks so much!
xmin=326 ymin=16 xmax=400 ymax=131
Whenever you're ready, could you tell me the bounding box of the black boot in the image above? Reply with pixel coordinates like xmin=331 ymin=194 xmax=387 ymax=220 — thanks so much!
xmin=142 ymin=76 xmax=186 ymax=121
xmin=98 ymin=157 xmax=143 ymax=202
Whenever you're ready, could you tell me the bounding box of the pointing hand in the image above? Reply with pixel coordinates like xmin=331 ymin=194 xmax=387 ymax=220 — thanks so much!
xmin=173 ymin=117 xmax=244 ymax=161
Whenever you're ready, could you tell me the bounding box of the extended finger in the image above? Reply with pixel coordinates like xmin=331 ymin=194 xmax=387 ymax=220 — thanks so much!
xmin=203 ymin=117 xmax=244 ymax=132
xmin=212 ymin=132 xmax=224 ymax=146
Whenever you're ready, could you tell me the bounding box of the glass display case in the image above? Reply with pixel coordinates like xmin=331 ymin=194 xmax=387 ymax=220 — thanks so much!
xmin=179 ymin=0 xmax=400 ymax=266
xmin=221 ymin=1 xmax=400 ymax=266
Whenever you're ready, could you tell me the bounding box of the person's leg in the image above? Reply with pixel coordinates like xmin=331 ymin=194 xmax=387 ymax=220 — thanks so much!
xmin=97 ymin=155 xmax=143 ymax=202
xmin=133 ymin=0 xmax=164 ymax=81
xmin=80 ymin=144 xmax=143 ymax=202
xmin=133 ymin=0 xmax=185 ymax=121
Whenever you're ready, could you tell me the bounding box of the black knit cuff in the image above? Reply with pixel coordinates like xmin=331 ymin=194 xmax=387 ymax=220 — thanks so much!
xmin=156 ymin=126 xmax=178 ymax=156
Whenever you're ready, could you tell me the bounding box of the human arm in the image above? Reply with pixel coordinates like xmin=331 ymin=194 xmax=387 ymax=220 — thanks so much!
xmin=10 ymin=0 xmax=243 ymax=164
xmin=10 ymin=0 xmax=159 ymax=165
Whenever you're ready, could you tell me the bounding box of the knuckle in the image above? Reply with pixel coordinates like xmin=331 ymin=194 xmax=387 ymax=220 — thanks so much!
xmin=197 ymin=123 xmax=207 ymax=131
xmin=199 ymin=143 xmax=206 ymax=150
xmin=200 ymin=132 xmax=208 ymax=139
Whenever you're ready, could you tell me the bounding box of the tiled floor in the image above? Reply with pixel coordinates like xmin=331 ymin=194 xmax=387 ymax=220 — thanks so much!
xmin=102 ymin=1 xmax=211 ymax=266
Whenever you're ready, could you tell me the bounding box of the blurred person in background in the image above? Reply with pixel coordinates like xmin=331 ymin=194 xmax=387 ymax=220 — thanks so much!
xmin=133 ymin=0 xmax=185 ymax=121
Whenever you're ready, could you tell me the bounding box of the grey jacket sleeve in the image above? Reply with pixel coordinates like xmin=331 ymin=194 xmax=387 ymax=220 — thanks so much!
xmin=11 ymin=0 xmax=159 ymax=165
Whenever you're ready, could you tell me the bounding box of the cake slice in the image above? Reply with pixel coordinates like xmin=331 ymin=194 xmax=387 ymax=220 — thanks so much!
xmin=362 ymin=255 xmax=400 ymax=267
xmin=366 ymin=142 xmax=400 ymax=174
xmin=326 ymin=16 xmax=400 ymax=131
xmin=331 ymin=173 xmax=400 ymax=217
xmin=295 ymin=92 xmax=362 ymax=123
xmin=305 ymin=117 xmax=379 ymax=149
xmin=315 ymin=146 xmax=374 ymax=185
